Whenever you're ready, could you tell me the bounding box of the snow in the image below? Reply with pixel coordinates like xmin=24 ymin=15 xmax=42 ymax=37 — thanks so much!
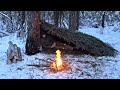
xmin=0 ymin=12 xmax=12 ymax=22
xmin=0 ymin=24 xmax=120 ymax=79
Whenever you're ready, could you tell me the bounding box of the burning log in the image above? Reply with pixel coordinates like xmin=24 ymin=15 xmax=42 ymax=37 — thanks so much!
xmin=7 ymin=41 xmax=22 ymax=64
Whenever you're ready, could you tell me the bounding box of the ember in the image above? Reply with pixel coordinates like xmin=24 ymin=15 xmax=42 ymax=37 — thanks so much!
xmin=50 ymin=50 xmax=69 ymax=72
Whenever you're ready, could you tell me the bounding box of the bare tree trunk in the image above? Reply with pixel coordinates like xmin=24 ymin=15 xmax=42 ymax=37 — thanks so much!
xmin=59 ymin=11 xmax=63 ymax=28
xmin=102 ymin=12 xmax=105 ymax=28
xmin=69 ymin=11 xmax=77 ymax=31
xmin=54 ymin=11 xmax=59 ymax=27
xmin=76 ymin=11 xmax=79 ymax=31
xmin=41 ymin=11 xmax=45 ymax=21
xmin=25 ymin=11 xmax=41 ymax=55
xmin=100 ymin=12 xmax=106 ymax=34
xmin=17 ymin=11 xmax=26 ymax=37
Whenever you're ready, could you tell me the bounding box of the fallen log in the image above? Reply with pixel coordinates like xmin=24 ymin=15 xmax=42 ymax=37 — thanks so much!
xmin=25 ymin=20 xmax=118 ymax=56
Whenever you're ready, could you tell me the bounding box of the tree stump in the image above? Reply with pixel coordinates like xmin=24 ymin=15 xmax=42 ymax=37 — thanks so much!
xmin=7 ymin=41 xmax=22 ymax=64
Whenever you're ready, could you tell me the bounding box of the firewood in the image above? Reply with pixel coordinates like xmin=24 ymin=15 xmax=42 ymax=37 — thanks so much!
xmin=13 ymin=44 xmax=22 ymax=61
xmin=7 ymin=41 xmax=15 ymax=64
xmin=17 ymin=46 xmax=22 ymax=61
xmin=39 ymin=45 xmax=42 ymax=52
xmin=64 ymin=44 xmax=73 ymax=50
xmin=50 ymin=41 xmax=74 ymax=50
xmin=51 ymin=42 xmax=56 ymax=48
xmin=7 ymin=41 xmax=22 ymax=64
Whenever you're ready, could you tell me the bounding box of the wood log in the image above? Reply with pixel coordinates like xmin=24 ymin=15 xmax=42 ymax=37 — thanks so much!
xmin=44 ymin=41 xmax=73 ymax=50
xmin=51 ymin=42 xmax=56 ymax=48
xmin=7 ymin=41 xmax=15 ymax=64
xmin=53 ymin=41 xmax=73 ymax=50
xmin=7 ymin=41 xmax=22 ymax=64
xmin=14 ymin=44 xmax=22 ymax=61
xmin=63 ymin=44 xmax=73 ymax=50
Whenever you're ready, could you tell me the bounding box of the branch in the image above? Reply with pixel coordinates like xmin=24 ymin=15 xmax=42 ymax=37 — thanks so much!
xmin=0 ymin=31 xmax=9 ymax=36
xmin=27 ymin=64 xmax=50 ymax=67
xmin=0 ymin=12 xmax=13 ymax=23
xmin=0 ymin=12 xmax=17 ymax=30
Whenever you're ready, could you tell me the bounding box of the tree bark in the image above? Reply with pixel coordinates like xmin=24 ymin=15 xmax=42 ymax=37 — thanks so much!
xmin=100 ymin=12 xmax=106 ymax=34
xmin=17 ymin=11 xmax=26 ymax=37
xmin=59 ymin=11 xmax=63 ymax=27
xmin=102 ymin=12 xmax=105 ymax=28
xmin=25 ymin=11 xmax=41 ymax=55
xmin=69 ymin=11 xmax=77 ymax=31
xmin=76 ymin=11 xmax=79 ymax=31
xmin=54 ymin=11 xmax=59 ymax=27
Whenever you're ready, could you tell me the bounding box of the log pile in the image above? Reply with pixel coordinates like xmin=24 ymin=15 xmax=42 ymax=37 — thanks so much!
xmin=7 ymin=41 xmax=22 ymax=64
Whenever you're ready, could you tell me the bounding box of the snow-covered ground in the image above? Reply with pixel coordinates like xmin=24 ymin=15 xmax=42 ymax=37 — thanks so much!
xmin=0 ymin=25 xmax=120 ymax=79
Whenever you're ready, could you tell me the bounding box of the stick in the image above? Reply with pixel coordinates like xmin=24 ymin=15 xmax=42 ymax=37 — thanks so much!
xmin=27 ymin=64 xmax=50 ymax=67
xmin=0 ymin=31 xmax=9 ymax=36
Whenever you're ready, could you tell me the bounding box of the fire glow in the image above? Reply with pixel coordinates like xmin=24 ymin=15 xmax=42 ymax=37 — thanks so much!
xmin=50 ymin=50 xmax=68 ymax=72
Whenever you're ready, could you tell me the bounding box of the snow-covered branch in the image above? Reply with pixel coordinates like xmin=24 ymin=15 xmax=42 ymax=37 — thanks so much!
xmin=0 ymin=12 xmax=17 ymax=30
xmin=0 ymin=12 xmax=12 ymax=22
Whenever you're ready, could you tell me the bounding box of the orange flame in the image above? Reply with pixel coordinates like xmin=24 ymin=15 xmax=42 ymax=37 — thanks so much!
xmin=50 ymin=50 xmax=64 ymax=71
xmin=50 ymin=50 xmax=70 ymax=72
xmin=56 ymin=50 xmax=62 ymax=68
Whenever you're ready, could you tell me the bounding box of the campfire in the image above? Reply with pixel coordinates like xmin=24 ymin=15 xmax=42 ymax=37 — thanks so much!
xmin=27 ymin=50 xmax=70 ymax=73
xmin=50 ymin=50 xmax=69 ymax=72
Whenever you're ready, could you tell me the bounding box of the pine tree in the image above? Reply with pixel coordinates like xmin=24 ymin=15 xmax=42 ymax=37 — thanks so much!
xmin=25 ymin=11 xmax=41 ymax=55
xmin=69 ymin=11 xmax=77 ymax=31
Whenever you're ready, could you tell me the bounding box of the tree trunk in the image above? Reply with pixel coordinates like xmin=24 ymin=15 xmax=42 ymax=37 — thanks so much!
xmin=102 ymin=12 xmax=105 ymax=28
xmin=100 ymin=12 xmax=106 ymax=34
xmin=69 ymin=11 xmax=77 ymax=31
xmin=41 ymin=11 xmax=46 ymax=21
xmin=17 ymin=11 xmax=26 ymax=37
xmin=76 ymin=11 xmax=79 ymax=31
xmin=59 ymin=11 xmax=63 ymax=27
xmin=54 ymin=11 xmax=59 ymax=27
xmin=25 ymin=11 xmax=41 ymax=55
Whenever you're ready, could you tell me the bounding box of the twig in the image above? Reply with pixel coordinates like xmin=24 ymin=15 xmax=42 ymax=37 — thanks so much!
xmin=55 ymin=62 xmax=58 ymax=72
xmin=0 ymin=31 xmax=9 ymax=36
